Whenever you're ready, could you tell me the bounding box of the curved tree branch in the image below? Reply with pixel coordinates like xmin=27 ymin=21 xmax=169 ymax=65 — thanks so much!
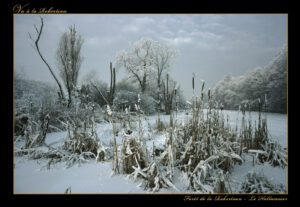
xmin=29 ymin=17 xmax=65 ymax=101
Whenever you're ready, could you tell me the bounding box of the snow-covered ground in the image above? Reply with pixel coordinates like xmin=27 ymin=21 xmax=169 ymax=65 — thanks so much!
xmin=228 ymin=153 xmax=287 ymax=193
xmin=14 ymin=158 xmax=143 ymax=193
xmin=14 ymin=110 xmax=287 ymax=194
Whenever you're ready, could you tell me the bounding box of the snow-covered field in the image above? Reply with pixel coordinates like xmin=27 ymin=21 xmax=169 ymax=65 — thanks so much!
xmin=14 ymin=110 xmax=287 ymax=194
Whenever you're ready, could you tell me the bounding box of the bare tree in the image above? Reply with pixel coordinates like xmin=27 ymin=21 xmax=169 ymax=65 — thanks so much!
xmin=29 ymin=17 xmax=65 ymax=101
xmin=116 ymin=38 xmax=176 ymax=124
xmin=150 ymin=41 xmax=177 ymax=122
xmin=116 ymin=38 xmax=153 ymax=93
xmin=56 ymin=25 xmax=84 ymax=107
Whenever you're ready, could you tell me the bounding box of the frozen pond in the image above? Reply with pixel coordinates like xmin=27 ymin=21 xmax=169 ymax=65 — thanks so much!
xmin=41 ymin=110 xmax=287 ymax=150
xmin=221 ymin=110 xmax=287 ymax=148
xmin=154 ymin=110 xmax=287 ymax=148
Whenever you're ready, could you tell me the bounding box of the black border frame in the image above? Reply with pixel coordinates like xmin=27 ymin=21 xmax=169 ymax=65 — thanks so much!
xmin=2 ymin=0 xmax=296 ymax=206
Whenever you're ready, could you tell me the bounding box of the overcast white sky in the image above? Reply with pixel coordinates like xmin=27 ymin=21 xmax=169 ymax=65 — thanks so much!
xmin=14 ymin=14 xmax=287 ymax=98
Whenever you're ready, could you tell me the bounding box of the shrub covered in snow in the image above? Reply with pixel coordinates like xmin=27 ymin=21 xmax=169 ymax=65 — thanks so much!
xmin=63 ymin=130 xmax=99 ymax=155
xmin=262 ymin=141 xmax=287 ymax=168
xmin=240 ymin=171 xmax=286 ymax=193
xmin=122 ymin=135 xmax=148 ymax=174
xmin=114 ymin=90 xmax=156 ymax=115
xmin=14 ymin=78 xmax=58 ymax=135
xmin=238 ymin=100 xmax=287 ymax=168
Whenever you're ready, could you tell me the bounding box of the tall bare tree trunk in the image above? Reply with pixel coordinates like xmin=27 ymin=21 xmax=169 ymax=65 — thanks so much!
xmin=109 ymin=62 xmax=116 ymax=105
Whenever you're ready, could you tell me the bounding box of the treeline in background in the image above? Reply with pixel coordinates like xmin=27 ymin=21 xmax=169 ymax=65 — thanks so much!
xmin=213 ymin=46 xmax=287 ymax=113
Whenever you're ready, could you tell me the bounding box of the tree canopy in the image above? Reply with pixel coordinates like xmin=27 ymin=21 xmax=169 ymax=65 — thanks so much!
xmin=213 ymin=46 xmax=287 ymax=113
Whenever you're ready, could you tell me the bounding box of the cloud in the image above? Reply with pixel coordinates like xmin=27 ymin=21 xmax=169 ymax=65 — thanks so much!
xmin=169 ymin=37 xmax=193 ymax=45
xmin=122 ymin=24 xmax=140 ymax=33
xmin=86 ymin=37 xmax=99 ymax=45
xmin=191 ymin=30 xmax=223 ymax=40
xmin=162 ymin=30 xmax=174 ymax=37
xmin=160 ymin=28 xmax=223 ymax=50
xmin=160 ymin=16 xmax=182 ymax=26
xmin=120 ymin=16 xmax=156 ymax=34
xmin=135 ymin=17 xmax=155 ymax=25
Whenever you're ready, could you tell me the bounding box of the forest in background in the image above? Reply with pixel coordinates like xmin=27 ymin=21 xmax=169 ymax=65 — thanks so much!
xmin=213 ymin=46 xmax=287 ymax=113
